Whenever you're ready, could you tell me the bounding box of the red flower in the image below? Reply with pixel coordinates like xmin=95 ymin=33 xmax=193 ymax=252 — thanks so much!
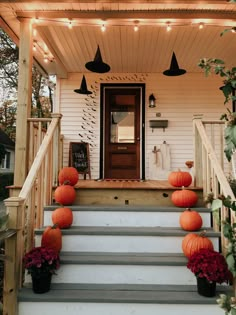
xmin=187 ymin=248 xmax=232 ymax=284
xmin=23 ymin=246 xmax=60 ymax=276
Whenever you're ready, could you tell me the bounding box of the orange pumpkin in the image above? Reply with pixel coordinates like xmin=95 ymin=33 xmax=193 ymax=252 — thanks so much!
xmin=168 ymin=169 xmax=192 ymax=187
xmin=171 ymin=189 xmax=198 ymax=208
xmin=59 ymin=167 xmax=79 ymax=186
xmin=41 ymin=224 xmax=62 ymax=253
xmin=52 ymin=207 xmax=73 ymax=229
xmin=54 ymin=185 xmax=76 ymax=205
xmin=182 ymin=232 xmax=214 ymax=257
xmin=179 ymin=208 xmax=203 ymax=231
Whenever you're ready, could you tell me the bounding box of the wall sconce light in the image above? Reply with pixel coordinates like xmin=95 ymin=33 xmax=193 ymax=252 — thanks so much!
xmin=149 ymin=94 xmax=156 ymax=108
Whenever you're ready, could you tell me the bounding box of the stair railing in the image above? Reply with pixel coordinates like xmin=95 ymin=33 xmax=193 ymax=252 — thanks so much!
xmin=193 ymin=117 xmax=235 ymax=248
xmin=3 ymin=113 xmax=62 ymax=315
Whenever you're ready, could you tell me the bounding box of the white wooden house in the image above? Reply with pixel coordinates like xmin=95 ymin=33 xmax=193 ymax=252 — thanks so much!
xmin=0 ymin=1 xmax=236 ymax=315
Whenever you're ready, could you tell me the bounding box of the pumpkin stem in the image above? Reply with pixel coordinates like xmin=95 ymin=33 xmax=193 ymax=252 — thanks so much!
xmin=52 ymin=223 xmax=59 ymax=229
xmin=199 ymin=230 xmax=207 ymax=237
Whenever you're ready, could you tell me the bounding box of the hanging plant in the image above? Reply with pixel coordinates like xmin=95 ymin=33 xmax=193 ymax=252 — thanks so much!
xmin=198 ymin=58 xmax=236 ymax=162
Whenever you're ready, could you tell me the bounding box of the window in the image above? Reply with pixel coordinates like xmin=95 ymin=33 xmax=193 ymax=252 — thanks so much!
xmin=1 ymin=151 xmax=11 ymax=169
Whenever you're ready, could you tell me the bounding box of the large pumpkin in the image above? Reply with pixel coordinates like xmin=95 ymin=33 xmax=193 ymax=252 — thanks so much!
xmin=58 ymin=167 xmax=79 ymax=186
xmin=171 ymin=189 xmax=198 ymax=208
xmin=52 ymin=207 xmax=73 ymax=229
xmin=54 ymin=185 xmax=76 ymax=205
xmin=41 ymin=224 xmax=62 ymax=253
xmin=179 ymin=208 xmax=203 ymax=231
xmin=168 ymin=169 xmax=192 ymax=187
xmin=182 ymin=232 xmax=214 ymax=257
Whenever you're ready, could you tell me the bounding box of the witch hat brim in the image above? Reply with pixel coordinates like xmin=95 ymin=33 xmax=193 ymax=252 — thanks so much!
xmin=163 ymin=52 xmax=186 ymax=76
xmin=85 ymin=45 xmax=110 ymax=73
xmin=74 ymin=75 xmax=92 ymax=95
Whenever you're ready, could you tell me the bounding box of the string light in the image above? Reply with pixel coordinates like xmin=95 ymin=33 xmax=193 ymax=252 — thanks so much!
xmin=101 ymin=24 xmax=106 ymax=32
xmin=166 ymin=23 xmax=172 ymax=32
xmin=134 ymin=25 xmax=139 ymax=32
xmin=231 ymin=27 xmax=236 ymax=33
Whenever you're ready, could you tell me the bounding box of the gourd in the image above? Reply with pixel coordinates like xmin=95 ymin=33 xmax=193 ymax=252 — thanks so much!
xmin=58 ymin=167 xmax=79 ymax=186
xmin=168 ymin=169 xmax=192 ymax=187
xmin=179 ymin=208 xmax=203 ymax=231
xmin=41 ymin=224 xmax=62 ymax=252
xmin=54 ymin=185 xmax=76 ymax=205
xmin=171 ymin=188 xmax=198 ymax=208
xmin=52 ymin=207 xmax=73 ymax=229
xmin=182 ymin=232 xmax=214 ymax=257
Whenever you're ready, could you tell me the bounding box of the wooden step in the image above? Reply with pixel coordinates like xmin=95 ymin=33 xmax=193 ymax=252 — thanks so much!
xmin=35 ymin=227 xmax=220 ymax=253
xmin=44 ymin=205 xmax=212 ymax=228
xmin=18 ymin=283 xmax=232 ymax=315
xmin=24 ymin=252 xmax=197 ymax=285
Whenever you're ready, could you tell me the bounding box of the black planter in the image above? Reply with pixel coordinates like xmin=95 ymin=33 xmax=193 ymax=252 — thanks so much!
xmin=196 ymin=276 xmax=216 ymax=297
xmin=31 ymin=273 xmax=52 ymax=294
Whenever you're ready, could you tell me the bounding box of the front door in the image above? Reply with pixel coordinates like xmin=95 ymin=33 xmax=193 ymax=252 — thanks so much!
xmin=102 ymin=85 xmax=144 ymax=179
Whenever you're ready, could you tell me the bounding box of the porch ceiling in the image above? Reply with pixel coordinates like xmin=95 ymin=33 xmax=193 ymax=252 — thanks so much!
xmin=0 ymin=1 xmax=236 ymax=78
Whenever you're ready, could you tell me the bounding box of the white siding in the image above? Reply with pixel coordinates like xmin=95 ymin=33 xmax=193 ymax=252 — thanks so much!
xmin=59 ymin=72 xmax=227 ymax=179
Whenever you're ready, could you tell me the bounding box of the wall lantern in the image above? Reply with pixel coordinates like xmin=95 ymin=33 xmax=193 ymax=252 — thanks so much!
xmin=149 ymin=94 xmax=156 ymax=108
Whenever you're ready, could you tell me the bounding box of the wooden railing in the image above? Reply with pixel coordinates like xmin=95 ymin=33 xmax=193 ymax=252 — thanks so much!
xmin=3 ymin=113 xmax=63 ymax=315
xmin=193 ymin=117 xmax=235 ymax=250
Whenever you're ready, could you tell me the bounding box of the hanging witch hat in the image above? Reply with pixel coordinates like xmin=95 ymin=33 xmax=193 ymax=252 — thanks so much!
xmin=74 ymin=75 xmax=92 ymax=95
xmin=85 ymin=45 xmax=110 ymax=73
xmin=163 ymin=52 xmax=186 ymax=76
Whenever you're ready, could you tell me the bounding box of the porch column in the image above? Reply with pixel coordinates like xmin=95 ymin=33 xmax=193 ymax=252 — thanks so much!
xmin=14 ymin=20 xmax=33 ymax=186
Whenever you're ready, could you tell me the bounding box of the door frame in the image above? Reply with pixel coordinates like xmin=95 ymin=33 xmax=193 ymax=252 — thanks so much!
xmin=100 ymin=83 xmax=146 ymax=180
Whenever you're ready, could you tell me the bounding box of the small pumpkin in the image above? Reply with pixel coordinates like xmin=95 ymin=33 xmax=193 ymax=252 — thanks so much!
xmin=41 ymin=224 xmax=62 ymax=253
xmin=171 ymin=188 xmax=198 ymax=208
xmin=54 ymin=185 xmax=76 ymax=205
xmin=58 ymin=167 xmax=79 ymax=186
xmin=182 ymin=231 xmax=214 ymax=258
xmin=179 ymin=208 xmax=203 ymax=231
xmin=52 ymin=207 xmax=73 ymax=229
xmin=168 ymin=169 xmax=192 ymax=187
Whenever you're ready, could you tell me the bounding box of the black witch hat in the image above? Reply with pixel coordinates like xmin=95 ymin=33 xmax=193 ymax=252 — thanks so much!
xmin=74 ymin=75 xmax=92 ymax=95
xmin=163 ymin=52 xmax=186 ymax=76
xmin=85 ymin=45 xmax=110 ymax=73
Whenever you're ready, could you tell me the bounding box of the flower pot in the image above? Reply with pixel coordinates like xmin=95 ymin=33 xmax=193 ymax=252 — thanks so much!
xmin=196 ymin=276 xmax=216 ymax=297
xmin=31 ymin=273 xmax=52 ymax=294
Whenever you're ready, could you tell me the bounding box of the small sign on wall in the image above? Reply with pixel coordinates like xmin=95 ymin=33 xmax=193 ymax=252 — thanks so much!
xmin=69 ymin=142 xmax=91 ymax=179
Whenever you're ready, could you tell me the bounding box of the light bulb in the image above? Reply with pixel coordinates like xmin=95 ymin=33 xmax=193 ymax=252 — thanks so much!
xmin=199 ymin=23 xmax=204 ymax=30
xmin=166 ymin=23 xmax=172 ymax=32
xmin=101 ymin=24 xmax=106 ymax=32
xmin=134 ymin=25 xmax=139 ymax=32
xmin=68 ymin=21 xmax=73 ymax=29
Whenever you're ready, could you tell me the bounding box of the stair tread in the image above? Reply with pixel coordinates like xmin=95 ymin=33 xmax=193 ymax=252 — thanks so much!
xmin=45 ymin=205 xmax=211 ymax=212
xmin=35 ymin=226 xmax=220 ymax=236
xmin=18 ymin=283 xmax=232 ymax=304
xmin=59 ymin=252 xmax=188 ymax=265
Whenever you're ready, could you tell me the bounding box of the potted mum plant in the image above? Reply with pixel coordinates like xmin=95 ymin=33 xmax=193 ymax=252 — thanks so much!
xmin=23 ymin=246 xmax=60 ymax=294
xmin=187 ymin=248 xmax=232 ymax=297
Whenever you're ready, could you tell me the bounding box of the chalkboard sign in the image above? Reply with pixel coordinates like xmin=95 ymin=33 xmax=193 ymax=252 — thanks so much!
xmin=69 ymin=142 xmax=91 ymax=179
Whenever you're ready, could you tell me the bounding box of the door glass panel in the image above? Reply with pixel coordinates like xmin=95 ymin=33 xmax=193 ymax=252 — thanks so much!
xmin=110 ymin=111 xmax=135 ymax=143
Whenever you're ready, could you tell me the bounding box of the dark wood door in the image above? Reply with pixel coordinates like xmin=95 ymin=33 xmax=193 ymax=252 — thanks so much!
xmin=104 ymin=88 xmax=141 ymax=179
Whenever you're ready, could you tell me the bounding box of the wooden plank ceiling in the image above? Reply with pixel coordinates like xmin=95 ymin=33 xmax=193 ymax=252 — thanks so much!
xmin=0 ymin=1 xmax=236 ymax=78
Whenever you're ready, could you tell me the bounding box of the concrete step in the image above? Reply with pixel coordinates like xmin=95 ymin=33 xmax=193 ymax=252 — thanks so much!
xmin=24 ymin=252 xmax=198 ymax=285
xmin=35 ymin=226 xmax=220 ymax=253
xmin=18 ymin=283 xmax=232 ymax=315
xmin=44 ymin=205 xmax=212 ymax=228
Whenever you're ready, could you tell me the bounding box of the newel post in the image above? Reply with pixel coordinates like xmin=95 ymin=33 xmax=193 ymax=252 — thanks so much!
xmin=3 ymin=197 xmax=25 ymax=315
xmin=51 ymin=113 xmax=63 ymax=186
xmin=193 ymin=115 xmax=203 ymax=187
